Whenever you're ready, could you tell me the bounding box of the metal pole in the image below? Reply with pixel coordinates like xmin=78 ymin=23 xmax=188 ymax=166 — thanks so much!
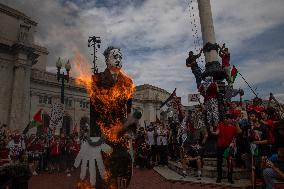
xmin=88 ymin=36 xmax=101 ymax=74
xmin=93 ymin=44 xmax=96 ymax=74
xmin=238 ymin=72 xmax=258 ymax=97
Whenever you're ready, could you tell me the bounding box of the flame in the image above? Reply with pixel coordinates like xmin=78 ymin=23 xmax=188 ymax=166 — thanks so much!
xmin=77 ymin=180 xmax=96 ymax=189
xmin=71 ymin=49 xmax=135 ymax=189
xmin=70 ymin=49 xmax=93 ymax=93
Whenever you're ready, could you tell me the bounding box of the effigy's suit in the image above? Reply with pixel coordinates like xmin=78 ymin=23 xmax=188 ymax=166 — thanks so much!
xmin=89 ymin=68 xmax=134 ymax=188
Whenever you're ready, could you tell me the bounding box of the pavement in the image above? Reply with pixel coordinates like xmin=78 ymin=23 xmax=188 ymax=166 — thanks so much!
xmin=154 ymin=166 xmax=251 ymax=189
xmin=28 ymin=167 xmax=240 ymax=189
xmin=28 ymin=167 xmax=284 ymax=189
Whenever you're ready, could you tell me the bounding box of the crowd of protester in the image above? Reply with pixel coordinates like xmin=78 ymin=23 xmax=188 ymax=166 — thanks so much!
xmin=184 ymin=42 xmax=284 ymax=188
xmin=0 ymin=126 xmax=82 ymax=177
xmin=0 ymin=95 xmax=284 ymax=189
xmin=133 ymin=96 xmax=284 ymax=188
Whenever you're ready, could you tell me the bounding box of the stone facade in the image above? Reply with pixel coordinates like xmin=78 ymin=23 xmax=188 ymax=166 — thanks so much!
xmin=0 ymin=3 xmax=171 ymax=134
xmin=30 ymin=69 xmax=90 ymax=135
xmin=133 ymin=84 xmax=170 ymax=127
xmin=0 ymin=3 xmax=39 ymax=130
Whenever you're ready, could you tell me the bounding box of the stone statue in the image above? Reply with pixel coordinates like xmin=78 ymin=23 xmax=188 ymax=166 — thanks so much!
xmin=75 ymin=46 xmax=141 ymax=189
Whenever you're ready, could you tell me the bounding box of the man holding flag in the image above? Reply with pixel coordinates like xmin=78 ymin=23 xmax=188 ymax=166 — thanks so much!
xmin=160 ymin=88 xmax=185 ymax=123
xmin=23 ymin=109 xmax=43 ymax=135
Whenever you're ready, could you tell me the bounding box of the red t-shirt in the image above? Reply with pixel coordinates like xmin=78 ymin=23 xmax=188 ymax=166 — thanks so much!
xmin=248 ymin=105 xmax=265 ymax=113
xmin=228 ymin=109 xmax=241 ymax=120
xmin=71 ymin=141 xmax=80 ymax=156
xmin=28 ymin=142 xmax=44 ymax=153
xmin=217 ymin=122 xmax=237 ymax=147
xmin=50 ymin=142 xmax=60 ymax=156
xmin=199 ymin=82 xmax=218 ymax=102
xmin=265 ymin=119 xmax=275 ymax=144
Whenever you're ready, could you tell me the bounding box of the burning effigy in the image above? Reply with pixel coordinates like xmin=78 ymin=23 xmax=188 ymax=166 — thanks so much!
xmin=72 ymin=46 xmax=141 ymax=189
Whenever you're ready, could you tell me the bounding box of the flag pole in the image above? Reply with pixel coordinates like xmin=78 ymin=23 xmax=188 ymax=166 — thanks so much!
xmin=237 ymin=71 xmax=258 ymax=98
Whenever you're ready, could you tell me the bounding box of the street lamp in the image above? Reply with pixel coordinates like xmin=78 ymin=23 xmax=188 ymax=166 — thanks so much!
xmin=88 ymin=36 xmax=101 ymax=137
xmin=56 ymin=57 xmax=71 ymax=104
xmin=88 ymin=36 xmax=101 ymax=74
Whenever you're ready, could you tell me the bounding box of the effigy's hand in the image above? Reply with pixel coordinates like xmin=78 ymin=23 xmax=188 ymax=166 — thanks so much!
xmin=74 ymin=137 xmax=112 ymax=186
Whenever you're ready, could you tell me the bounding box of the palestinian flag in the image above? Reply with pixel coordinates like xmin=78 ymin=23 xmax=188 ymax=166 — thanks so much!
xmin=231 ymin=65 xmax=238 ymax=83
xmin=23 ymin=109 xmax=43 ymax=134
xmin=160 ymin=88 xmax=176 ymax=111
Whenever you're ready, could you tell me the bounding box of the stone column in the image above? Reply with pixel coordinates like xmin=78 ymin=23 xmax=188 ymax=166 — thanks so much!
xmin=9 ymin=52 xmax=31 ymax=131
xmin=197 ymin=0 xmax=226 ymax=157
xmin=197 ymin=0 xmax=218 ymax=63
xmin=144 ymin=103 xmax=155 ymax=125
xmin=197 ymin=0 xmax=225 ymax=80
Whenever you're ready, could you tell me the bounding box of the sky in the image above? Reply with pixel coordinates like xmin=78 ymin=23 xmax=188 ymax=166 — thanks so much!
xmin=2 ymin=0 xmax=284 ymax=105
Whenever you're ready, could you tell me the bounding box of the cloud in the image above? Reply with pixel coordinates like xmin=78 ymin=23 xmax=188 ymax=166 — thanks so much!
xmin=211 ymin=0 xmax=284 ymax=49
xmin=273 ymin=93 xmax=284 ymax=104
xmin=2 ymin=0 xmax=284 ymax=105
xmin=1 ymin=0 xmax=106 ymax=70
xmin=234 ymin=58 xmax=284 ymax=88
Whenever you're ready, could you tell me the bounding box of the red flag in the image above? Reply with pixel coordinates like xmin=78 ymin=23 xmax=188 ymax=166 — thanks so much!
xmin=23 ymin=109 xmax=42 ymax=134
xmin=231 ymin=65 xmax=238 ymax=83
xmin=33 ymin=109 xmax=43 ymax=123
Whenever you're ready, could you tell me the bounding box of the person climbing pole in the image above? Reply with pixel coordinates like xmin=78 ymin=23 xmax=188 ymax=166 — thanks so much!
xmin=186 ymin=48 xmax=203 ymax=89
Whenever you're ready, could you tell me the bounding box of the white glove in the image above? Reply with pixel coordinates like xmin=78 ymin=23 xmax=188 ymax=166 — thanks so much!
xmin=74 ymin=137 xmax=112 ymax=186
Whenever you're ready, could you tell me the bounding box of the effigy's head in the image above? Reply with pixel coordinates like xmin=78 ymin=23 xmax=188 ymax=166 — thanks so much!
xmin=104 ymin=46 xmax=122 ymax=73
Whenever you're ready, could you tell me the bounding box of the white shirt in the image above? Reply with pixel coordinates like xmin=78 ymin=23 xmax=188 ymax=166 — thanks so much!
xmin=156 ymin=128 xmax=168 ymax=146
xmin=146 ymin=130 xmax=156 ymax=146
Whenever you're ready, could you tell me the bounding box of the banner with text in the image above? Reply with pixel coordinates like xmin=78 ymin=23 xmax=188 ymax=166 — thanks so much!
xmin=188 ymin=93 xmax=200 ymax=103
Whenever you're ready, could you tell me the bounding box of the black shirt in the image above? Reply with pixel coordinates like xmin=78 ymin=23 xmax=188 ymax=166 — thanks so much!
xmin=274 ymin=129 xmax=284 ymax=149
xmin=250 ymin=124 xmax=269 ymax=156
xmin=186 ymin=54 xmax=201 ymax=70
